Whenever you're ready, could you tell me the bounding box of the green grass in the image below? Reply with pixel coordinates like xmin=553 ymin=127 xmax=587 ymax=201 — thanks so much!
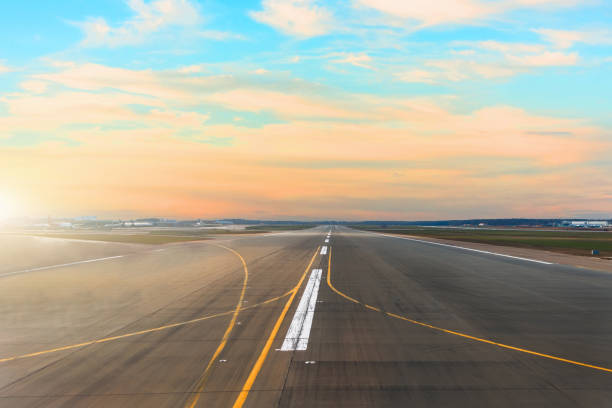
xmin=148 ymin=229 xmax=261 ymax=236
xmin=353 ymin=226 xmax=612 ymax=257
xmin=22 ymin=225 xmax=313 ymax=244
xmin=245 ymin=225 xmax=313 ymax=231
xmin=25 ymin=233 xmax=210 ymax=245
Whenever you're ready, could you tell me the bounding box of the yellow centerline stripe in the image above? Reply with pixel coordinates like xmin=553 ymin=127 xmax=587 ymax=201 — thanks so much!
xmin=232 ymin=246 xmax=320 ymax=408
xmin=0 ymin=244 xmax=293 ymax=365
xmin=0 ymin=309 xmax=236 ymax=364
xmin=184 ymin=244 xmax=249 ymax=408
xmin=326 ymin=246 xmax=612 ymax=374
xmin=0 ymin=292 xmax=291 ymax=364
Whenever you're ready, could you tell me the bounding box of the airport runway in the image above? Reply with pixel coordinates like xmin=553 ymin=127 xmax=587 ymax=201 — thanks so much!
xmin=1 ymin=226 xmax=611 ymax=407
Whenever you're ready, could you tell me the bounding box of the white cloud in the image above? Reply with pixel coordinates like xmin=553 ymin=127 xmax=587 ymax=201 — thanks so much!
xmin=78 ymin=0 xmax=202 ymax=47
xmin=20 ymin=80 xmax=48 ymax=93
xmin=394 ymin=39 xmax=580 ymax=84
xmin=48 ymin=60 xmax=77 ymax=69
xmin=479 ymin=40 xmax=545 ymax=54
xmin=177 ymin=64 xmax=205 ymax=74
xmin=250 ymin=0 xmax=333 ymax=37
xmin=513 ymin=0 xmax=583 ymax=6
xmin=395 ymin=69 xmax=437 ymax=84
xmin=355 ymin=0 xmax=493 ymax=26
xmin=206 ymin=89 xmax=358 ymax=119
xmin=396 ymin=60 xmax=518 ymax=83
xmin=333 ymin=53 xmax=375 ymax=70
xmin=0 ymin=62 xmax=13 ymax=74
xmin=478 ymin=41 xmax=579 ymax=67
xmin=534 ymin=29 xmax=585 ymax=49
xmin=33 ymin=61 xmax=362 ymax=120
xmin=431 ymin=59 xmax=519 ymax=79
xmin=534 ymin=28 xmax=612 ymax=49
xmin=451 ymin=49 xmax=476 ymax=56
xmin=355 ymin=0 xmax=584 ymax=27
xmin=507 ymin=51 xmax=579 ymax=66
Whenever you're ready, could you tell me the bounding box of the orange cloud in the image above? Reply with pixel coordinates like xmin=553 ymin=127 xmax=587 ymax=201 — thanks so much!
xmin=1 ymin=62 xmax=610 ymax=220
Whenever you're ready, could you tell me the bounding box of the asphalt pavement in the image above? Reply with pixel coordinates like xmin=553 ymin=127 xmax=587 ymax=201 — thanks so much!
xmin=1 ymin=226 xmax=611 ymax=407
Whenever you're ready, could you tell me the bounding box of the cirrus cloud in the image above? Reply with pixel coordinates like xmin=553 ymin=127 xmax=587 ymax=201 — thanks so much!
xmin=355 ymin=0 xmax=585 ymax=27
xmin=250 ymin=0 xmax=333 ymax=37
xmin=77 ymin=0 xmax=202 ymax=47
xmin=2 ymin=61 xmax=609 ymax=220
xmin=534 ymin=28 xmax=612 ymax=49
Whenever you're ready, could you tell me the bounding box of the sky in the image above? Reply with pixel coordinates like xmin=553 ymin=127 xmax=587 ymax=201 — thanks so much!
xmin=0 ymin=0 xmax=611 ymax=221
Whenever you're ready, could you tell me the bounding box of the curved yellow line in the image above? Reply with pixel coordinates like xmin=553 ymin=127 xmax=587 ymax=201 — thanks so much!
xmin=232 ymin=246 xmax=320 ymax=408
xmin=0 ymin=292 xmax=291 ymax=365
xmin=183 ymin=243 xmax=248 ymax=408
xmin=0 ymin=243 xmax=292 ymax=365
xmin=326 ymin=246 xmax=612 ymax=374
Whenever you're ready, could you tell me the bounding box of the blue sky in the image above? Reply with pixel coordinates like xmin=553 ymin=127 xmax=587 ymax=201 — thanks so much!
xmin=1 ymin=1 xmax=611 ymax=123
xmin=0 ymin=0 xmax=611 ymax=220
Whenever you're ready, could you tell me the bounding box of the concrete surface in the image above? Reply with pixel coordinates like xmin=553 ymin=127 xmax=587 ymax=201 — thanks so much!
xmin=1 ymin=226 xmax=611 ymax=407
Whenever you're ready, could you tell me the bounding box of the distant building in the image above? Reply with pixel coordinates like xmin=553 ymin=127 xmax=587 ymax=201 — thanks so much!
xmin=104 ymin=223 xmax=123 ymax=228
xmin=122 ymin=221 xmax=153 ymax=227
xmin=564 ymin=220 xmax=609 ymax=228
xmin=587 ymin=221 xmax=608 ymax=228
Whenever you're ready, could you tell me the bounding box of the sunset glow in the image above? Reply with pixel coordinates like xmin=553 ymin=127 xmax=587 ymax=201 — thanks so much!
xmin=1 ymin=1 xmax=611 ymax=220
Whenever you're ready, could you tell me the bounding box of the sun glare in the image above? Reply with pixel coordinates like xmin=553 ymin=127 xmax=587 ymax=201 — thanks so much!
xmin=0 ymin=193 xmax=15 ymax=220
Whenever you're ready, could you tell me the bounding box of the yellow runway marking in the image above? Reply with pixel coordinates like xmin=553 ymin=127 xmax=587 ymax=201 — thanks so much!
xmin=365 ymin=304 xmax=381 ymax=312
xmin=232 ymin=246 xmax=320 ymax=408
xmin=184 ymin=244 xmax=249 ymax=408
xmin=326 ymin=246 xmax=612 ymax=374
xmin=0 ymin=294 xmax=290 ymax=364
xmin=0 ymin=243 xmax=291 ymax=365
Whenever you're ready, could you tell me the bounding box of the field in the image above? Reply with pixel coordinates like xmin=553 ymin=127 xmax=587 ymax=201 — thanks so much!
xmin=354 ymin=226 xmax=612 ymax=257
xmin=17 ymin=225 xmax=314 ymax=245
xmin=21 ymin=232 xmax=211 ymax=245
xmin=245 ymin=224 xmax=313 ymax=231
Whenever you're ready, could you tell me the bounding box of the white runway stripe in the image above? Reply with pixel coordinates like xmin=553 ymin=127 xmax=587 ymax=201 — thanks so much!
xmin=325 ymin=239 xmax=329 ymax=243
xmin=280 ymin=269 xmax=322 ymax=351
xmin=0 ymin=255 xmax=125 ymax=278
xmin=320 ymin=246 xmax=328 ymax=255
xmin=374 ymin=233 xmax=553 ymax=265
